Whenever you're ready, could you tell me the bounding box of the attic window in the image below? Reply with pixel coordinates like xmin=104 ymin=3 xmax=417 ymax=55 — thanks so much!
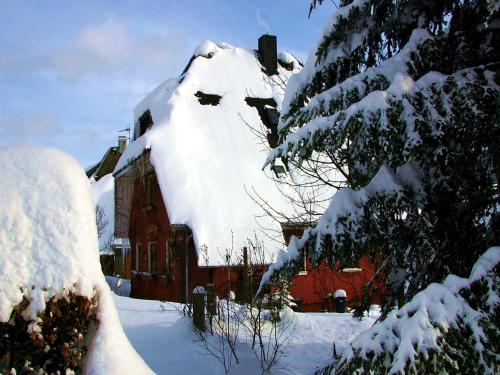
xmin=244 ymin=97 xmax=279 ymax=148
xmin=271 ymin=163 xmax=286 ymax=178
xmin=195 ymin=91 xmax=222 ymax=106
xmin=278 ymin=59 xmax=294 ymax=71
xmin=138 ymin=109 xmax=154 ymax=137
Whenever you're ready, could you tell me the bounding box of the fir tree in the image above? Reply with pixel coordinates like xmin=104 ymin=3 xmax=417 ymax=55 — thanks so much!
xmin=265 ymin=0 xmax=500 ymax=316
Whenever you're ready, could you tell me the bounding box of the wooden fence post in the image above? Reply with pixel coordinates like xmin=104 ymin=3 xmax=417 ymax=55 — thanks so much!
xmin=192 ymin=286 xmax=206 ymax=331
xmin=242 ymin=246 xmax=250 ymax=304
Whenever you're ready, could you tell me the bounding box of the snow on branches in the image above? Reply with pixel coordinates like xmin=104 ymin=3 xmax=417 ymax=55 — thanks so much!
xmin=318 ymin=247 xmax=500 ymax=374
xmin=263 ymin=0 xmax=500 ymax=316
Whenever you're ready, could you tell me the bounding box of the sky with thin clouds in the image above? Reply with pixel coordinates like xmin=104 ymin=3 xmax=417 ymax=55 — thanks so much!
xmin=0 ymin=1 xmax=334 ymax=168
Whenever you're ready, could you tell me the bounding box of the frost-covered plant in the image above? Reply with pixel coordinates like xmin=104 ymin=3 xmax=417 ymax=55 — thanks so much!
xmin=316 ymin=247 xmax=500 ymax=375
xmin=196 ymin=238 xmax=296 ymax=374
xmin=194 ymin=297 xmax=241 ymax=374
xmin=263 ymin=0 xmax=500 ymax=316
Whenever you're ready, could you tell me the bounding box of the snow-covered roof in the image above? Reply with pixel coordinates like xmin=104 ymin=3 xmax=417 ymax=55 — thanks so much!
xmin=115 ymin=40 xmax=300 ymax=266
xmin=91 ymin=173 xmax=115 ymax=252
xmin=0 ymin=145 xmax=152 ymax=373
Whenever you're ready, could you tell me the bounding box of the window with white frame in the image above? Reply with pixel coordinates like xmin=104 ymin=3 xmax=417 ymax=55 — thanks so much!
xmin=148 ymin=242 xmax=157 ymax=273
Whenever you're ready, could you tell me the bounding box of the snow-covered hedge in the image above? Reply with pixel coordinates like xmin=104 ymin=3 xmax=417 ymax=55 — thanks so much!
xmin=0 ymin=292 xmax=98 ymax=373
xmin=0 ymin=145 xmax=152 ymax=374
xmin=317 ymin=247 xmax=500 ymax=374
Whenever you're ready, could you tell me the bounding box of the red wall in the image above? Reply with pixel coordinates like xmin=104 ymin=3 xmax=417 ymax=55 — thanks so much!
xmin=283 ymin=226 xmax=377 ymax=312
xmin=128 ymin=173 xmax=259 ymax=303
xmin=289 ymin=258 xmax=375 ymax=312
xmin=128 ymin=172 xmax=377 ymax=311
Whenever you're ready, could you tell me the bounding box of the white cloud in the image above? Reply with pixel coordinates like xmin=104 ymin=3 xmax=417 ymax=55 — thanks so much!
xmin=48 ymin=19 xmax=187 ymax=81
xmin=256 ymin=9 xmax=270 ymax=32
xmin=0 ymin=113 xmax=61 ymax=144
xmin=0 ymin=19 xmax=187 ymax=81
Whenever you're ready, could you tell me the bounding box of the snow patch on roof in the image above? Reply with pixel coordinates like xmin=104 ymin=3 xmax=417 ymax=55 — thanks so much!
xmin=194 ymin=40 xmax=218 ymax=58
xmin=91 ymin=173 xmax=115 ymax=252
xmin=115 ymin=40 xmax=299 ymax=266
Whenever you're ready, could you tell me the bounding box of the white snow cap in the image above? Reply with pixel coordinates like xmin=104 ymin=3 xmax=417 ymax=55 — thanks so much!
xmin=0 ymin=145 xmax=102 ymax=321
xmin=0 ymin=145 xmax=152 ymax=374
xmin=194 ymin=40 xmax=218 ymax=57
xmin=334 ymin=289 xmax=347 ymax=298
xmin=115 ymin=39 xmax=300 ymax=266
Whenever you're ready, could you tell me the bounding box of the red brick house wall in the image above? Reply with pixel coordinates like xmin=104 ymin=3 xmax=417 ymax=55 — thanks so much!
xmin=128 ymin=171 xmax=261 ymax=303
xmin=283 ymin=225 xmax=377 ymax=312
xmin=126 ymin=166 xmax=377 ymax=311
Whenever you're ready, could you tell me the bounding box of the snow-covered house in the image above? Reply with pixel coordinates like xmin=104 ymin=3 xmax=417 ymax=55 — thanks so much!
xmin=89 ymin=137 xmax=131 ymax=277
xmin=86 ymin=136 xmax=127 ymax=182
xmin=113 ymin=35 xmax=375 ymax=310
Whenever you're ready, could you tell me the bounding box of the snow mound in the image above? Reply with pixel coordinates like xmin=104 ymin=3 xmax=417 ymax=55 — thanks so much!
xmin=0 ymin=145 xmax=102 ymax=321
xmin=0 ymin=145 xmax=152 ymax=374
xmin=115 ymin=40 xmax=300 ymax=266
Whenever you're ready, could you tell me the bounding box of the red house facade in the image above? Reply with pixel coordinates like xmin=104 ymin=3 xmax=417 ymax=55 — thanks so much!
xmin=114 ymin=154 xmax=375 ymax=311
xmin=112 ymin=35 xmax=377 ymax=312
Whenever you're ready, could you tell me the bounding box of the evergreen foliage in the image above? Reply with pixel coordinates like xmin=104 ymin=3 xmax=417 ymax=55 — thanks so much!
xmin=266 ymin=0 xmax=500 ymax=316
xmin=316 ymin=247 xmax=500 ymax=374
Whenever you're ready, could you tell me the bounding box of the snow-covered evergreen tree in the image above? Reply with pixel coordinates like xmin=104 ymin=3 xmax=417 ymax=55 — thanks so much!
xmin=264 ymin=0 xmax=500 ymax=316
xmin=318 ymin=247 xmax=500 ymax=374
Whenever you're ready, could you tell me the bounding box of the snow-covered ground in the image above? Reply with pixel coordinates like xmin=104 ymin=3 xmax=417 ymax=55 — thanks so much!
xmin=105 ymin=275 xmax=131 ymax=297
xmin=114 ymin=295 xmax=378 ymax=374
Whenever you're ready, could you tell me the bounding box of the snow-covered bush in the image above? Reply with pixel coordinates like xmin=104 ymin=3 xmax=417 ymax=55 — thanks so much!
xmin=317 ymin=247 xmax=500 ymax=374
xmin=0 ymin=292 xmax=97 ymax=373
xmin=0 ymin=145 xmax=152 ymax=374
xmin=263 ymin=0 xmax=500 ymax=317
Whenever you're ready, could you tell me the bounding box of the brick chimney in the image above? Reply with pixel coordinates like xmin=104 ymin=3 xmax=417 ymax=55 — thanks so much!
xmin=118 ymin=136 xmax=127 ymax=153
xmin=258 ymin=34 xmax=277 ymax=76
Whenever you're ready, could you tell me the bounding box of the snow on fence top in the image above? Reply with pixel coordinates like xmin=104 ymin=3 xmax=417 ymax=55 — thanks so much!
xmin=114 ymin=40 xmax=300 ymax=266
xmin=0 ymin=145 xmax=152 ymax=374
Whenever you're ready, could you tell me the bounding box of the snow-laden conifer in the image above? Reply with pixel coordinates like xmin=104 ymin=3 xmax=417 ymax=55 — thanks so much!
xmin=264 ymin=0 xmax=500 ymax=316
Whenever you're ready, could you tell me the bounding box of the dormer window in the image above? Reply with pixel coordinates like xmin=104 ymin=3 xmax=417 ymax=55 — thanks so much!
xmin=270 ymin=160 xmax=286 ymax=178
xmin=138 ymin=109 xmax=154 ymax=137
xmin=195 ymin=91 xmax=222 ymax=106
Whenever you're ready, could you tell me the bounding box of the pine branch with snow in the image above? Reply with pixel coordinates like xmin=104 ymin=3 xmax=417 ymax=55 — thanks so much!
xmin=263 ymin=0 xmax=500 ymax=316
xmin=317 ymin=247 xmax=500 ymax=375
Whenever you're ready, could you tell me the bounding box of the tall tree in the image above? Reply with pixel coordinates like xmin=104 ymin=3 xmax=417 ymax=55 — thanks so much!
xmin=264 ymin=0 xmax=500 ymax=315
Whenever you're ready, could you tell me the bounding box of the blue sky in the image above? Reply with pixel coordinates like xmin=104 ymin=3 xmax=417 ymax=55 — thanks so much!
xmin=0 ymin=1 xmax=334 ymax=168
